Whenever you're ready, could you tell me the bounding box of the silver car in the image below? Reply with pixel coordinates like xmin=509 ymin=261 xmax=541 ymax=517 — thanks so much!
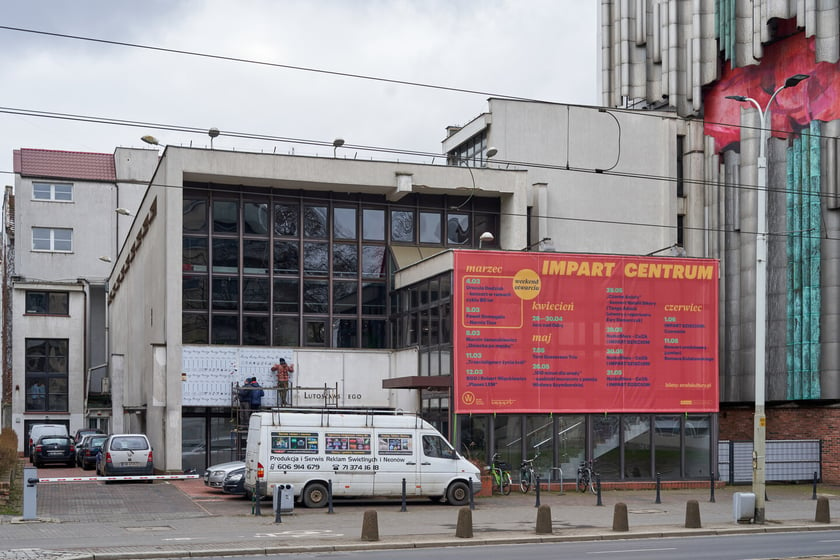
xmin=96 ymin=434 xmax=154 ymax=480
xmin=204 ymin=461 xmax=245 ymax=489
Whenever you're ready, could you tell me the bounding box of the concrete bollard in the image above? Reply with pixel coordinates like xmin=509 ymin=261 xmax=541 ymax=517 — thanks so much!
xmin=361 ymin=510 xmax=379 ymax=541
xmin=535 ymin=504 xmax=552 ymax=534
xmin=685 ymin=499 xmax=702 ymax=528
xmin=816 ymin=496 xmax=831 ymax=523
xmin=455 ymin=507 xmax=474 ymax=538
xmin=612 ymin=502 xmax=629 ymax=532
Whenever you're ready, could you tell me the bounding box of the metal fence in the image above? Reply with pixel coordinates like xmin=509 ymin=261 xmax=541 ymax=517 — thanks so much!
xmin=717 ymin=439 xmax=821 ymax=484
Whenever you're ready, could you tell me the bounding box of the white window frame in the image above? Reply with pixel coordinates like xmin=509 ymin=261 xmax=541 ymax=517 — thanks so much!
xmin=32 ymin=227 xmax=73 ymax=252
xmin=32 ymin=182 xmax=74 ymax=202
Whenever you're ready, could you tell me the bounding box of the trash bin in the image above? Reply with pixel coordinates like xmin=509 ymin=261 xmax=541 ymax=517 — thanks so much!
xmin=273 ymin=483 xmax=294 ymax=514
xmin=733 ymin=492 xmax=755 ymax=523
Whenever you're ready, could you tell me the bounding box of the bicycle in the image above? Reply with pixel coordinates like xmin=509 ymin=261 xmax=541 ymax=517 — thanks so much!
xmin=576 ymin=458 xmax=597 ymax=494
xmin=488 ymin=453 xmax=512 ymax=495
xmin=519 ymin=451 xmax=540 ymax=493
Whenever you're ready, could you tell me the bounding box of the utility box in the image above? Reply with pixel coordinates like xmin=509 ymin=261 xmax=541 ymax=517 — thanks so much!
xmin=273 ymin=484 xmax=295 ymax=514
xmin=22 ymin=466 xmax=38 ymax=521
xmin=733 ymin=492 xmax=755 ymax=523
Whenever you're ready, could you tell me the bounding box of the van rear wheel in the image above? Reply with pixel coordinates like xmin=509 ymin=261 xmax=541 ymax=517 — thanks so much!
xmin=446 ymin=481 xmax=470 ymax=506
xmin=303 ymin=482 xmax=329 ymax=508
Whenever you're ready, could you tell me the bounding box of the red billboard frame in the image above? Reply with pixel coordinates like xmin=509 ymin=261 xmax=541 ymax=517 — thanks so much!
xmin=453 ymin=251 xmax=719 ymax=414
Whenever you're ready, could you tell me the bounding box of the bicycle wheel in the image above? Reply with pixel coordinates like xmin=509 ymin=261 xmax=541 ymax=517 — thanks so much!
xmin=501 ymin=471 xmax=512 ymax=495
xmin=588 ymin=470 xmax=597 ymax=494
xmin=576 ymin=470 xmax=589 ymax=493
xmin=519 ymin=468 xmax=532 ymax=493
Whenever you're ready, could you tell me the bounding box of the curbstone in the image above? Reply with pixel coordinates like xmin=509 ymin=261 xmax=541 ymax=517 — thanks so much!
xmin=361 ymin=509 xmax=379 ymax=541
xmin=612 ymin=502 xmax=629 ymax=532
xmin=456 ymin=506 xmax=474 ymax=538
xmin=535 ymin=504 xmax=552 ymax=534
xmin=685 ymin=499 xmax=701 ymax=528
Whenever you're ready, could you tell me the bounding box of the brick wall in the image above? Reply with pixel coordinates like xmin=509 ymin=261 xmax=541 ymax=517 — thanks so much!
xmin=719 ymin=406 xmax=840 ymax=483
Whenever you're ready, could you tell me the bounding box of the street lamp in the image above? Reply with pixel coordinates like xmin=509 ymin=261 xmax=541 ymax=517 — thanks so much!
xmin=726 ymin=73 xmax=809 ymax=524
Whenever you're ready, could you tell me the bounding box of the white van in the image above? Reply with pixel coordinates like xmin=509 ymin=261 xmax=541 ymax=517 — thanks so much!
xmin=243 ymin=410 xmax=480 ymax=507
xmin=28 ymin=423 xmax=69 ymax=461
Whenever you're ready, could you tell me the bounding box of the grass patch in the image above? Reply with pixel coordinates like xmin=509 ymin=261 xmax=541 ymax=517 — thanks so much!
xmin=0 ymin=460 xmax=23 ymax=516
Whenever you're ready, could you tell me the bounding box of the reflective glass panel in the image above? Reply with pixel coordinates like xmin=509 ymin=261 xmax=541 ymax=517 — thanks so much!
xmin=213 ymin=200 xmax=238 ymax=234
xmin=391 ymin=210 xmax=414 ymax=242
xmin=303 ymin=206 xmax=328 ymax=238
xmin=334 ymin=207 xmax=357 ymax=240
xmin=274 ymin=203 xmax=299 ymax=236
xmin=363 ymin=208 xmax=385 ymax=240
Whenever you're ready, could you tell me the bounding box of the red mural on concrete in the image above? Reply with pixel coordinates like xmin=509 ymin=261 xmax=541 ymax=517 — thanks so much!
xmin=705 ymin=32 xmax=840 ymax=153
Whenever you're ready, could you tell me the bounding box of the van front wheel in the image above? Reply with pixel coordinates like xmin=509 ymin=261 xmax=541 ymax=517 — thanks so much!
xmin=303 ymin=482 xmax=329 ymax=508
xmin=446 ymin=481 xmax=470 ymax=506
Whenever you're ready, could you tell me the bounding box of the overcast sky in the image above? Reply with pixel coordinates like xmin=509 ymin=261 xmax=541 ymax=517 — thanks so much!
xmin=1 ymin=1 xmax=598 ymax=181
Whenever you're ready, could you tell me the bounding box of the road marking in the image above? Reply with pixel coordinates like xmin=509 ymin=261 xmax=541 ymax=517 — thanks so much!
xmin=254 ymin=530 xmax=343 ymax=539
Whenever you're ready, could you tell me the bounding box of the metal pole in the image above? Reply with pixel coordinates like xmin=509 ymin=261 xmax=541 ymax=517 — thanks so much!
xmin=400 ymin=478 xmax=407 ymax=512
xmin=469 ymin=477 xmax=475 ymax=511
xmin=655 ymin=472 xmax=661 ymax=504
xmin=710 ymin=472 xmax=716 ymax=503
xmin=534 ymin=473 xmax=541 ymax=508
xmin=595 ymin=473 xmax=602 ymax=506
xmin=328 ymin=479 xmax=334 ymax=514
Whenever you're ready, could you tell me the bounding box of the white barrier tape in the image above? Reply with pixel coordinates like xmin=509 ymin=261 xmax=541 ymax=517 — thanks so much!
xmin=36 ymin=474 xmax=200 ymax=482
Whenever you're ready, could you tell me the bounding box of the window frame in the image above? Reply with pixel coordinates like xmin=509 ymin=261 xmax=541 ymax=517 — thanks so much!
xmin=32 ymin=182 xmax=73 ymax=202
xmin=32 ymin=227 xmax=73 ymax=252
xmin=24 ymin=291 xmax=70 ymax=315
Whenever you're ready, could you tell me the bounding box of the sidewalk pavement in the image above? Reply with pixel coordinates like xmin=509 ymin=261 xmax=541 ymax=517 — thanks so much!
xmin=1 ymin=475 xmax=839 ymax=560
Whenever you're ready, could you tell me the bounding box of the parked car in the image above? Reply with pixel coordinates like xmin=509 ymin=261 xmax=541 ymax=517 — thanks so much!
xmin=203 ymin=461 xmax=245 ymax=490
xmin=76 ymin=434 xmax=108 ymax=470
xmin=221 ymin=466 xmax=246 ymax=495
xmin=28 ymin=423 xmax=69 ymax=461
xmin=31 ymin=435 xmax=75 ymax=468
xmin=73 ymin=428 xmax=104 ymax=445
xmin=96 ymin=434 xmax=154 ymax=480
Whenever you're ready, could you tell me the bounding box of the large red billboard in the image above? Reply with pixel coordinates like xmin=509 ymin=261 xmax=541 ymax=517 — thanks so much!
xmin=453 ymin=251 xmax=719 ymax=413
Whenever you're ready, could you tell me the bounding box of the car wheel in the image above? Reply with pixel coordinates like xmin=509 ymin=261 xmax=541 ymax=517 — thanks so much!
xmin=446 ymin=481 xmax=470 ymax=506
xmin=33 ymin=458 xmax=41 ymax=468
xmin=302 ymin=482 xmax=329 ymax=508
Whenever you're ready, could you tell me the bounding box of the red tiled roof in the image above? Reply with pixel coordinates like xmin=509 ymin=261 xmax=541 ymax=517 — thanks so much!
xmin=14 ymin=148 xmax=116 ymax=182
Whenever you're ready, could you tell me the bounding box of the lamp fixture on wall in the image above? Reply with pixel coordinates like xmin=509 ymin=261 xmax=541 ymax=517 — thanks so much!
xmin=479 ymin=231 xmax=495 ymax=249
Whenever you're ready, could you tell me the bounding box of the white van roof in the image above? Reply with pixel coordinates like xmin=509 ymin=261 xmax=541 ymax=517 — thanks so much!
xmin=251 ymin=410 xmax=435 ymax=430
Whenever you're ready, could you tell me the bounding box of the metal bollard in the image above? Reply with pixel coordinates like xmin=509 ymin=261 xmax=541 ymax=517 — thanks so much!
xmin=400 ymin=478 xmax=407 ymax=512
xmin=710 ymin=472 xmax=716 ymax=503
xmin=813 ymin=471 xmax=819 ymax=500
xmin=534 ymin=473 xmax=541 ymax=508
xmin=274 ymin=484 xmax=282 ymax=523
xmin=328 ymin=479 xmax=334 ymax=514
xmin=23 ymin=467 xmax=38 ymax=521
xmin=252 ymin=482 xmax=262 ymax=516
xmin=596 ymin=473 xmax=603 ymax=506
xmin=469 ymin=477 xmax=475 ymax=511
xmin=655 ymin=472 xmax=661 ymax=504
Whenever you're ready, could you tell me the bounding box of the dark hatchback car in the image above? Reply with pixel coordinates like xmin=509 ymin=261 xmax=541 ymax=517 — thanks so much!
xmin=32 ymin=435 xmax=75 ymax=467
xmin=76 ymin=434 xmax=108 ymax=470
xmin=221 ymin=466 xmax=246 ymax=495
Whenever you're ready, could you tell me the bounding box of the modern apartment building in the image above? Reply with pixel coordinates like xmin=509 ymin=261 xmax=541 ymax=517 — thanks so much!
xmin=601 ymin=0 xmax=840 ymax=481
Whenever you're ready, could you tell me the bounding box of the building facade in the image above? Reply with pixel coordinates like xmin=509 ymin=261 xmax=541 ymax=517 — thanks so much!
xmin=601 ymin=0 xmax=840 ymax=481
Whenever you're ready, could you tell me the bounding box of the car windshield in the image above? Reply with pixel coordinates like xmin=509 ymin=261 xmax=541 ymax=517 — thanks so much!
xmin=112 ymin=436 xmax=148 ymax=450
xmin=40 ymin=437 xmax=70 ymax=445
xmin=89 ymin=436 xmax=107 ymax=447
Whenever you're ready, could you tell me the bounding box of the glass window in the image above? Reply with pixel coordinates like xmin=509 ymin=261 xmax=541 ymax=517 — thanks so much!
xmin=243 ymin=201 xmax=269 ymax=235
xmin=33 ymin=182 xmax=73 ymax=201
xmin=183 ymin=238 xmax=208 ymax=273
xmin=361 ymin=319 xmax=387 ymax=348
xmin=182 ymin=276 xmax=208 ymax=310
xmin=212 ymin=238 xmax=239 ymax=273
xmin=243 ymin=239 xmax=269 ymax=274
xmin=25 ymin=291 xmax=69 ymax=315
xmin=211 ymin=315 xmax=239 ymax=345
xmin=334 ymin=207 xmax=357 ymax=240
xmin=182 ymin=313 xmax=208 ymax=344
xmin=474 ymin=213 xmax=497 ymax=247
xmin=274 ymin=202 xmax=299 ymax=236
xmin=654 ymin=415 xmax=682 ymax=480
xmin=360 ymin=282 xmax=386 ymax=315
xmin=419 ymin=212 xmax=442 ymax=243
xmin=362 ymin=245 xmax=386 ymax=279
xmin=213 ymin=200 xmax=239 ymax=234
xmin=212 ymin=277 xmax=239 ymax=311
xmin=593 ymin=415 xmax=620 ymax=480
xmin=446 ymin=214 xmax=470 ymax=244
xmin=304 ymin=206 xmax=328 ymax=238
xmin=32 ymin=227 xmax=72 ymax=252
xmin=303 ymin=280 xmax=329 ymax=313
xmin=242 ymin=277 xmax=269 ymax=311
xmin=273 ymin=316 xmax=300 ymax=346
xmin=333 ymin=319 xmax=357 ymax=348
xmin=243 ymin=316 xmax=269 ymax=346
xmin=685 ymin=414 xmax=711 ymax=478
xmin=303 ymin=242 xmax=329 ymax=276
xmin=363 ymin=208 xmax=385 ymax=241
xmin=305 ymin=320 xmax=327 ymax=346
xmin=333 ymin=243 xmax=358 ymax=278
xmin=273 ymin=278 xmax=299 ymax=313
xmin=623 ymin=415 xmax=651 ymax=479
xmin=391 ymin=209 xmax=414 ymax=242
xmin=333 ymin=281 xmax=357 ymax=315
xmin=183 ymin=198 xmax=207 ymax=233
xmin=25 ymin=338 xmax=68 ymax=412
xmin=274 ymin=241 xmax=299 ymax=275
xmin=556 ymin=416 xmax=586 ymax=478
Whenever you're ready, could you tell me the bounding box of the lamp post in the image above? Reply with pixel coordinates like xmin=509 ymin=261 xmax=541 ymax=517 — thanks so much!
xmin=726 ymin=73 xmax=809 ymax=523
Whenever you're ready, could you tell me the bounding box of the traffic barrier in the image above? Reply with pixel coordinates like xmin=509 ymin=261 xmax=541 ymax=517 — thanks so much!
xmin=816 ymin=496 xmax=831 ymax=523
xmin=612 ymin=502 xmax=629 ymax=532
xmin=35 ymin=474 xmax=200 ymax=483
